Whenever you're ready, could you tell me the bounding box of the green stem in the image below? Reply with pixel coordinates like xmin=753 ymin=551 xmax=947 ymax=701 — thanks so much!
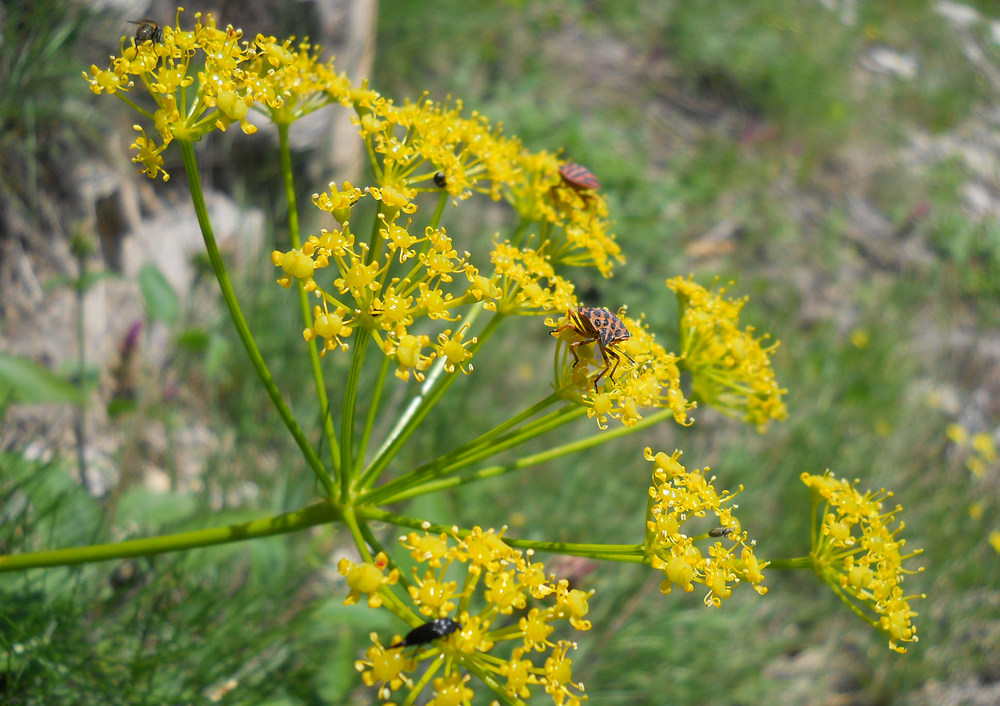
xmin=178 ymin=141 xmax=335 ymax=499
xmin=361 ymin=509 xmax=644 ymax=562
xmin=354 ymin=352 xmax=391 ymax=477
xmin=763 ymin=557 xmax=815 ymax=570
xmin=278 ymin=121 xmax=341 ymax=476
xmin=73 ymin=254 xmax=90 ymax=496
xmin=358 ymin=309 xmax=501 ymax=489
xmin=341 ymin=328 xmax=372 ymax=496
xmin=363 ymin=403 xmax=581 ymax=505
xmin=428 ymin=190 xmax=448 ymax=229
xmin=418 ymin=392 xmax=562 ymax=473
xmin=0 ymin=502 xmax=338 ymax=572
xmin=341 ymin=506 xmax=372 ymax=562
xmin=374 ymin=406 xmax=678 ymax=505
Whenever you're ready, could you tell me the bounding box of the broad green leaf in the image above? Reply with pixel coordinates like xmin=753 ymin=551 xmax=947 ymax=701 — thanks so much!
xmin=0 ymin=353 xmax=88 ymax=405
xmin=139 ymin=263 xmax=180 ymax=324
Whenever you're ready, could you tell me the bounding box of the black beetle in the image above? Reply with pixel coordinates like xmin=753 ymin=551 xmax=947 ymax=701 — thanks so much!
xmin=389 ymin=617 xmax=460 ymax=649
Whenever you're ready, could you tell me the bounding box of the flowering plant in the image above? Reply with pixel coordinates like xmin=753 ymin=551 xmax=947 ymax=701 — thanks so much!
xmin=1 ymin=9 xmax=923 ymax=703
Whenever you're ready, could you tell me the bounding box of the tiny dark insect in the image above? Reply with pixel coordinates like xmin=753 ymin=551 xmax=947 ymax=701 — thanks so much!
xmin=433 ymin=171 xmax=447 ymax=188
xmin=389 ymin=617 xmax=461 ymax=649
xmin=551 ymin=306 xmax=635 ymax=392
xmin=128 ymin=19 xmax=163 ymax=44
xmin=709 ymin=527 xmax=734 ymax=538
xmin=558 ymin=162 xmax=601 ymax=191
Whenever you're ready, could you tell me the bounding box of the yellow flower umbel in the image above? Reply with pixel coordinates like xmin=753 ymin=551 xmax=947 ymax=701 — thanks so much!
xmin=354 ymin=528 xmax=589 ymax=705
xmin=83 ymin=9 xmax=272 ymax=180
xmin=644 ymin=448 xmax=767 ymax=605
xmin=667 ymin=276 xmax=787 ymax=430
xmin=801 ymin=471 xmax=924 ymax=653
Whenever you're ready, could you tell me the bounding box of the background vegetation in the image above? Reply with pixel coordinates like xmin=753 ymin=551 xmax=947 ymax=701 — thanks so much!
xmin=3 ymin=0 xmax=999 ymax=703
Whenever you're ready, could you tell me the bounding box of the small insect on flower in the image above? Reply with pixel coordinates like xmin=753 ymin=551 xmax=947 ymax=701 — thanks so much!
xmin=388 ymin=617 xmax=461 ymax=649
xmin=709 ymin=527 xmax=734 ymax=538
xmin=552 ymin=306 xmax=635 ymax=392
xmin=128 ymin=19 xmax=163 ymax=44
xmin=433 ymin=171 xmax=447 ymax=188
xmin=558 ymin=162 xmax=601 ymax=191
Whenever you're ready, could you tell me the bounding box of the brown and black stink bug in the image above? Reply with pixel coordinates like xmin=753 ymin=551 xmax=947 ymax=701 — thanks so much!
xmin=389 ymin=617 xmax=461 ymax=649
xmin=551 ymin=306 xmax=635 ymax=392
xmin=558 ymin=162 xmax=601 ymax=191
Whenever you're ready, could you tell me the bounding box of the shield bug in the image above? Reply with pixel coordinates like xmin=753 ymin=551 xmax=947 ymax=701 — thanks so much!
xmin=433 ymin=171 xmax=447 ymax=188
xmin=389 ymin=617 xmax=461 ymax=649
xmin=128 ymin=19 xmax=163 ymax=44
xmin=558 ymin=162 xmax=601 ymax=191
xmin=551 ymin=306 xmax=635 ymax=392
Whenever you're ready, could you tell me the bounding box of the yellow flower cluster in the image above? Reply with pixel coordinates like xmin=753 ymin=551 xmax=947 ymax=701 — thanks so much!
xmin=667 ymin=276 xmax=787 ymax=429
xmin=268 ymin=90 xmax=624 ymax=381
xmin=644 ymin=448 xmax=768 ymax=606
xmin=82 ymin=9 xmax=351 ymax=180
xmin=548 ymin=309 xmax=694 ymax=430
xmin=344 ymin=528 xmax=590 ymax=705
xmin=801 ymin=471 xmax=924 ymax=653
xmin=946 ymin=423 xmax=998 ymax=479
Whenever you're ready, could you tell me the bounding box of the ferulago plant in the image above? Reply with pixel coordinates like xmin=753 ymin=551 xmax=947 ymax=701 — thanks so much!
xmin=2 ymin=9 xmax=924 ymax=704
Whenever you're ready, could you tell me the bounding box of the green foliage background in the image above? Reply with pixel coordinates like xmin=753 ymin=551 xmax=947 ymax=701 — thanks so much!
xmin=3 ymin=0 xmax=1000 ymax=703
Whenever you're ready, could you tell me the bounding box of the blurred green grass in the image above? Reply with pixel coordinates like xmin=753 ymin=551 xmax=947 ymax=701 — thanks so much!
xmin=4 ymin=0 xmax=1000 ymax=703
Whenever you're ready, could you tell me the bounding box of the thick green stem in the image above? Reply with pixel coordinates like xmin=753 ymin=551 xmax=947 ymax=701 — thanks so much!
xmin=0 ymin=502 xmax=338 ymax=572
xmin=178 ymin=141 xmax=335 ymax=499
xmin=278 ymin=122 xmax=341 ymax=476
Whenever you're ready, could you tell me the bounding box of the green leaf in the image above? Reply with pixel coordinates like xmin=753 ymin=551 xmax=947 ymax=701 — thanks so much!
xmin=116 ymin=486 xmax=199 ymax=530
xmin=204 ymin=333 xmax=231 ymax=379
xmin=78 ymin=270 xmax=117 ymax=292
xmin=0 ymin=353 xmax=88 ymax=405
xmin=176 ymin=327 xmax=210 ymax=351
xmin=139 ymin=263 xmax=180 ymax=324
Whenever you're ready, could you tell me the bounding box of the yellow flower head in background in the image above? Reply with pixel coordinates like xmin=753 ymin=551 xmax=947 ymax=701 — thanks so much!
xmin=802 ymin=471 xmax=924 ymax=653
xmin=355 ymin=527 xmax=589 ymax=705
xmin=668 ymin=275 xmax=787 ymax=430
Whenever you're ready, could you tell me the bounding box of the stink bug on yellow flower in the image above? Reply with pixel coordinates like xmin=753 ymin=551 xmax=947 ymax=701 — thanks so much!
xmin=558 ymin=162 xmax=601 ymax=191
xmin=552 ymin=306 xmax=635 ymax=392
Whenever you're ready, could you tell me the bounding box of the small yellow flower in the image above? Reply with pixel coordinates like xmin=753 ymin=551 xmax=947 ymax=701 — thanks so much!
xmin=83 ymin=64 xmax=131 ymax=94
xmin=129 ymin=125 xmax=170 ymax=181
xmin=305 ymin=304 xmax=353 ymax=354
xmin=434 ymin=325 xmax=477 ymax=375
xmin=338 ymin=552 xmax=400 ymax=608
